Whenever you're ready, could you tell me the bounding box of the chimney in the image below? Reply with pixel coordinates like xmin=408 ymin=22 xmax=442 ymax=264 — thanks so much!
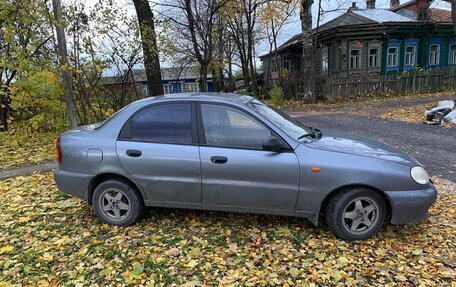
xmin=390 ymin=0 xmax=400 ymax=9
xmin=366 ymin=0 xmax=375 ymax=9
xmin=417 ymin=0 xmax=430 ymax=21
xmin=350 ymin=2 xmax=358 ymax=9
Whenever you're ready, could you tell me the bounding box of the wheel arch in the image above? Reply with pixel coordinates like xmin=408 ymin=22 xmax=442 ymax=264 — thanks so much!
xmin=317 ymin=184 xmax=392 ymax=226
xmin=87 ymin=173 xmax=145 ymax=205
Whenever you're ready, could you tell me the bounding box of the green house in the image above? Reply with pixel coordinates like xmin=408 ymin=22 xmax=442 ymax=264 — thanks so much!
xmin=260 ymin=0 xmax=455 ymax=82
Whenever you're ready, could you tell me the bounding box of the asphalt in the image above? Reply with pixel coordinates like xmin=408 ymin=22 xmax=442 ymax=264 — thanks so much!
xmin=295 ymin=113 xmax=455 ymax=181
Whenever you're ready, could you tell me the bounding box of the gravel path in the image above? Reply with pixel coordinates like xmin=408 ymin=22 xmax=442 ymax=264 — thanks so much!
xmin=295 ymin=113 xmax=455 ymax=181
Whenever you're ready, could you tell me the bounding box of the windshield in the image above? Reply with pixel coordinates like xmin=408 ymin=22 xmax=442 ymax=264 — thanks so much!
xmin=250 ymin=100 xmax=314 ymax=141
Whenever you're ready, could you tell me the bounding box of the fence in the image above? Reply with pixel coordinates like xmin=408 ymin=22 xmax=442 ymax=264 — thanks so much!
xmin=320 ymin=68 xmax=456 ymax=101
xmin=262 ymin=68 xmax=456 ymax=102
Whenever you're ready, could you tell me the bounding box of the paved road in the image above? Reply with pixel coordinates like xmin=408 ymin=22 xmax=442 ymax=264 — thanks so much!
xmin=295 ymin=113 xmax=455 ymax=181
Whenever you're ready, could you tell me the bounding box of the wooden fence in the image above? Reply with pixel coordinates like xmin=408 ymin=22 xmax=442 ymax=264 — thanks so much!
xmin=320 ymin=68 xmax=456 ymax=101
xmin=262 ymin=68 xmax=456 ymax=102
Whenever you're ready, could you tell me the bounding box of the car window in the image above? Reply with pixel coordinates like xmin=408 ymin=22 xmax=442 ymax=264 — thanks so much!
xmin=201 ymin=104 xmax=271 ymax=149
xmin=131 ymin=103 xmax=192 ymax=144
xmin=250 ymin=100 xmax=312 ymax=141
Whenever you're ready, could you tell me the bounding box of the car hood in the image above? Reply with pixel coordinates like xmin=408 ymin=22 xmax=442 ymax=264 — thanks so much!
xmin=305 ymin=132 xmax=420 ymax=167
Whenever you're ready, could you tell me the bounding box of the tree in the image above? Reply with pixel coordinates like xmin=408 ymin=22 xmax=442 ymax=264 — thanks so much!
xmin=0 ymin=0 xmax=53 ymax=131
xmin=258 ymin=0 xmax=297 ymax=82
xmin=443 ymin=0 xmax=456 ymax=35
xmin=159 ymin=0 xmax=228 ymax=92
xmin=300 ymin=0 xmax=316 ymax=102
xmin=52 ymin=0 xmax=78 ymax=128
xmin=132 ymin=0 xmax=164 ymax=96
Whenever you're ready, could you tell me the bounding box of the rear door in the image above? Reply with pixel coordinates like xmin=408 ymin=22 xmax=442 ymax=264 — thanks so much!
xmin=116 ymin=102 xmax=201 ymax=203
xmin=198 ymin=103 xmax=300 ymax=211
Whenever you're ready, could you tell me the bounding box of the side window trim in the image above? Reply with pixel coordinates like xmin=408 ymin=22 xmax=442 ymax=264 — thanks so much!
xmin=196 ymin=102 xmax=292 ymax=151
xmin=117 ymin=101 xmax=198 ymax=145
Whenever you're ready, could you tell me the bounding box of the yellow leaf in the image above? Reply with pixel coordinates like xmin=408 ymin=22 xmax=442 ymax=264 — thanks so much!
xmin=18 ymin=216 xmax=30 ymax=223
xmin=186 ymin=260 xmax=198 ymax=268
xmin=181 ymin=280 xmax=201 ymax=287
xmin=42 ymin=252 xmax=53 ymax=262
xmin=338 ymin=256 xmax=349 ymax=265
xmin=0 ymin=245 xmax=14 ymax=255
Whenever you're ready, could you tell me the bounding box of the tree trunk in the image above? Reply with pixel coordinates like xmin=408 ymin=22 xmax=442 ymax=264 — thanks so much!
xmin=0 ymin=93 xmax=10 ymax=131
xmin=52 ymin=0 xmax=78 ymax=128
xmin=200 ymin=65 xmax=208 ymax=92
xmin=132 ymin=0 xmax=164 ymax=97
xmin=451 ymin=1 xmax=456 ymax=35
xmin=300 ymin=0 xmax=316 ymax=103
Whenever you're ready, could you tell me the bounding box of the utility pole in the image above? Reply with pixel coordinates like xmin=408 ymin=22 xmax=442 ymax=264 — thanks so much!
xmin=52 ymin=0 xmax=78 ymax=128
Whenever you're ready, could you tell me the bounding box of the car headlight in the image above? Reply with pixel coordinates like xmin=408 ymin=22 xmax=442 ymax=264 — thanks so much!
xmin=411 ymin=166 xmax=429 ymax=185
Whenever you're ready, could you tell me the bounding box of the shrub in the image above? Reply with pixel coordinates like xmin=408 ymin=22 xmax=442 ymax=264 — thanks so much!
xmin=269 ymin=85 xmax=284 ymax=106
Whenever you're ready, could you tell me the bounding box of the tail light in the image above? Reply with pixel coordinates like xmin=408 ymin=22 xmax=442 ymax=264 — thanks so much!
xmin=56 ymin=136 xmax=63 ymax=164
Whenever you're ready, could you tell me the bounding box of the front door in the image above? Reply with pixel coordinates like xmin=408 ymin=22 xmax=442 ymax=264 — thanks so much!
xmin=116 ymin=102 xmax=201 ymax=203
xmin=198 ymin=103 xmax=299 ymax=211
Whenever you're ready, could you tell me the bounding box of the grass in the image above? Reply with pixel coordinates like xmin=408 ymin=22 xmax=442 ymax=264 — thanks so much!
xmin=0 ymin=172 xmax=455 ymax=286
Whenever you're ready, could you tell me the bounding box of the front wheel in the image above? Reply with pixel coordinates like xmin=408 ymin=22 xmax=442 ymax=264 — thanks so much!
xmin=92 ymin=179 xmax=144 ymax=226
xmin=326 ymin=188 xmax=386 ymax=241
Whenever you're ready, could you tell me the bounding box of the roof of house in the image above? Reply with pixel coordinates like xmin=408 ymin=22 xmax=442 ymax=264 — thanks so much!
xmin=351 ymin=9 xmax=415 ymax=23
xmin=260 ymin=4 xmax=452 ymax=59
xmin=260 ymin=8 xmax=416 ymax=58
xmin=429 ymin=8 xmax=452 ymax=23
xmin=133 ymin=67 xmax=209 ymax=82
xmin=391 ymin=0 xmax=452 ymax=22
xmin=102 ymin=67 xmax=213 ymax=85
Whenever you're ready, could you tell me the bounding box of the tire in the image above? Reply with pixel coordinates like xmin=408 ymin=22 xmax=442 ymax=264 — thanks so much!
xmin=325 ymin=188 xmax=386 ymax=241
xmin=92 ymin=179 xmax=144 ymax=226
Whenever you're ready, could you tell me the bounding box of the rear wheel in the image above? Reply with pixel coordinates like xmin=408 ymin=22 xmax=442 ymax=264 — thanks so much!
xmin=92 ymin=179 xmax=144 ymax=226
xmin=326 ymin=188 xmax=386 ymax=240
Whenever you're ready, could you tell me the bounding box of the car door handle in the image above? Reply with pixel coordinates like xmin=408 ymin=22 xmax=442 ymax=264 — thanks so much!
xmin=126 ymin=149 xmax=142 ymax=157
xmin=210 ymin=156 xmax=228 ymax=164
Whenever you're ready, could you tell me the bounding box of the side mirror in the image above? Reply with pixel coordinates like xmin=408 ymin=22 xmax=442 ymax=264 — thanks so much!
xmin=263 ymin=136 xmax=283 ymax=151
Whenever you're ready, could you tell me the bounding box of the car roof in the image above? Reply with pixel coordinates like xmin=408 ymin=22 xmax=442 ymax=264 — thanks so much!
xmin=132 ymin=92 xmax=255 ymax=106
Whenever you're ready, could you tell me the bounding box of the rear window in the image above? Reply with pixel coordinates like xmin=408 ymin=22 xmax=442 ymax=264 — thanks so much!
xmin=131 ymin=103 xmax=192 ymax=144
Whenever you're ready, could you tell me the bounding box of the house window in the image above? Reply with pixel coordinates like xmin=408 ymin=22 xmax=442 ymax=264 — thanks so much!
xmin=163 ymin=84 xmax=173 ymax=94
xmin=321 ymin=48 xmax=329 ymax=72
xmin=282 ymin=54 xmax=298 ymax=72
xmin=387 ymin=47 xmax=398 ymax=67
xmin=449 ymin=44 xmax=456 ymax=65
xmin=368 ymin=48 xmax=379 ymax=67
xmin=183 ymin=83 xmax=198 ymax=93
xmin=405 ymin=46 xmax=416 ymax=66
xmin=350 ymin=49 xmax=361 ymax=69
xmin=270 ymin=58 xmax=278 ymax=73
xmin=429 ymin=44 xmax=440 ymax=65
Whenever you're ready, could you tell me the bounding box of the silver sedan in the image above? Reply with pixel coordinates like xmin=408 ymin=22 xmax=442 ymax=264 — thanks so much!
xmin=54 ymin=93 xmax=437 ymax=240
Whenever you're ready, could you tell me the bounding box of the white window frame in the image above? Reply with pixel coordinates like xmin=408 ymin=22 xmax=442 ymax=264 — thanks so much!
xmin=429 ymin=44 xmax=440 ymax=66
xmin=183 ymin=82 xmax=199 ymax=93
xmin=349 ymin=49 xmax=361 ymax=69
xmin=321 ymin=47 xmax=329 ymax=72
xmin=387 ymin=47 xmax=398 ymax=67
xmin=368 ymin=48 xmax=379 ymax=68
xmin=449 ymin=44 xmax=456 ymax=65
xmin=405 ymin=46 xmax=416 ymax=66
xmin=163 ymin=84 xmax=173 ymax=94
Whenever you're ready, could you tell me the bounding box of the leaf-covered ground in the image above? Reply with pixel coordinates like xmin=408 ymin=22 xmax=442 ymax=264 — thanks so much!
xmin=380 ymin=103 xmax=455 ymax=128
xmin=0 ymin=173 xmax=455 ymax=286
xmin=0 ymin=130 xmax=57 ymax=170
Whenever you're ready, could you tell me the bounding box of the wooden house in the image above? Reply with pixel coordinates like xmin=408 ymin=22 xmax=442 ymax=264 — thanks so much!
xmin=260 ymin=0 xmax=454 ymax=83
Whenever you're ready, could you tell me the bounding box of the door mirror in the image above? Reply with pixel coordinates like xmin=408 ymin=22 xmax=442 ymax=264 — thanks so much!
xmin=262 ymin=136 xmax=283 ymax=151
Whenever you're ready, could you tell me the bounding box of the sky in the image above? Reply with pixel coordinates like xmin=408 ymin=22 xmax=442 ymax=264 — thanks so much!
xmin=82 ymin=0 xmax=451 ymax=69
